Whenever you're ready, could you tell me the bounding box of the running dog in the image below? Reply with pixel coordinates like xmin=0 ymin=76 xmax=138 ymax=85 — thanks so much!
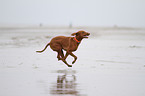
xmin=36 ymin=30 xmax=90 ymax=67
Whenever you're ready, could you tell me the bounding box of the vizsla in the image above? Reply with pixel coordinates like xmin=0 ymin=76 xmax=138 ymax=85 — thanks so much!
xmin=36 ymin=30 xmax=90 ymax=67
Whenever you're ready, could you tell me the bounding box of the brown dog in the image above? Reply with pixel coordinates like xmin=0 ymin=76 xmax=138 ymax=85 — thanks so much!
xmin=36 ymin=30 xmax=90 ymax=67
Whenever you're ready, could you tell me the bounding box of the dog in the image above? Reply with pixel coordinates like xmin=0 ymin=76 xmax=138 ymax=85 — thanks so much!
xmin=36 ymin=30 xmax=90 ymax=67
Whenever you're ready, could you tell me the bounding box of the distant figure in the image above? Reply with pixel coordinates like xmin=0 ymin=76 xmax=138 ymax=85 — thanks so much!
xmin=39 ymin=23 xmax=43 ymax=27
xmin=69 ymin=22 xmax=72 ymax=28
xmin=114 ymin=24 xmax=118 ymax=28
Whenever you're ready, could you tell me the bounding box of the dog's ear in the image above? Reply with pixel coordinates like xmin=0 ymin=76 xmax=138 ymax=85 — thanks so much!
xmin=71 ymin=32 xmax=78 ymax=36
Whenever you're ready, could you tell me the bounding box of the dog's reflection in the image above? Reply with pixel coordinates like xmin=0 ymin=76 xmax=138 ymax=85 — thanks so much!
xmin=50 ymin=70 xmax=78 ymax=95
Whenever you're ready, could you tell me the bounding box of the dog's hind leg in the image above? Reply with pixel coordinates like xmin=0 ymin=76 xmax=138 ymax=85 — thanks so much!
xmin=57 ymin=49 xmax=64 ymax=61
xmin=60 ymin=49 xmax=64 ymax=58
xmin=57 ymin=50 xmax=71 ymax=67
xmin=57 ymin=51 xmax=61 ymax=61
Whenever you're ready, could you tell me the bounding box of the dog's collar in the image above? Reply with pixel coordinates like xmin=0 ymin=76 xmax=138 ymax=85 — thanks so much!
xmin=74 ymin=37 xmax=80 ymax=44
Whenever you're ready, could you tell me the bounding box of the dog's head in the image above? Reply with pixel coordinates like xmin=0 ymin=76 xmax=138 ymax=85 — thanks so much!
xmin=71 ymin=30 xmax=90 ymax=39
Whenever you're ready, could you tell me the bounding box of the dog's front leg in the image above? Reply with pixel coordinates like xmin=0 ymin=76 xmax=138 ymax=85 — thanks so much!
xmin=67 ymin=51 xmax=77 ymax=64
xmin=61 ymin=52 xmax=72 ymax=67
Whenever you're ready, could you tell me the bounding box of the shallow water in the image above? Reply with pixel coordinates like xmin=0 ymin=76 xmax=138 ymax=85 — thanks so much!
xmin=50 ymin=69 xmax=78 ymax=95
xmin=0 ymin=28 xmax=145 ymax=96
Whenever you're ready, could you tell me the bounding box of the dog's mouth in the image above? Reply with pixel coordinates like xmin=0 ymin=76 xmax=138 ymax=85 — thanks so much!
xmin=83 ymin=33 xmax=90 ymax=38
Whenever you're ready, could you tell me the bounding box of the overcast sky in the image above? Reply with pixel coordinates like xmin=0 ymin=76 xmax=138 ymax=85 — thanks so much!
xmin=0 ymin=0 xmax=145 ymax=27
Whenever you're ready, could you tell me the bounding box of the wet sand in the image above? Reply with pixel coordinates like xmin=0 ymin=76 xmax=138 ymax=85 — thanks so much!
xmin=0 ymin=27 xmax=145 ymax=96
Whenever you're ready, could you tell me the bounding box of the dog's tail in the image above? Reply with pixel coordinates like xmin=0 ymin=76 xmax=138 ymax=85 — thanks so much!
xmin=36 ymin=43 xmax=50 ymax=53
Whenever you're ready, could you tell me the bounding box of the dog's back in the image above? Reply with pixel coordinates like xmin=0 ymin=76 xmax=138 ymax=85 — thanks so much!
xmin=49 ymin=36 xmax=72 ymax=51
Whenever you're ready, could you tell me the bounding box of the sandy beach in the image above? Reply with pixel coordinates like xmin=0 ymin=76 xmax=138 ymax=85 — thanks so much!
xmin=0 ymin=27 xmax=145 ymax=96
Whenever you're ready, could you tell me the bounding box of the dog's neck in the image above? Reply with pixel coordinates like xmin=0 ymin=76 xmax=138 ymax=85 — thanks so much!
xmin=74 ymin=37 xmax=80 ymax=44
xmin=74 ymin=36 xmax=83 ymax=44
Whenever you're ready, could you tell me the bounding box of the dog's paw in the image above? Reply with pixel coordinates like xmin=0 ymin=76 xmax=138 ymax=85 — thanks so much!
xmin=57 ymin=58 xmax=61 ymax=61
xmin=67 ymin=65 xmax=72 ymax=67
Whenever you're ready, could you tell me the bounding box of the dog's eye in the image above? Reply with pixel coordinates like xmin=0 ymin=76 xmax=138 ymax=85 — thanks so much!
xmin=82 ymin=32 xmax=84 ymax=33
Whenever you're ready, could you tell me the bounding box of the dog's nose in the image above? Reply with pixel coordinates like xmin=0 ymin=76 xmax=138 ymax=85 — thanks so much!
xmin=87 ymin=33 xmax=90 ymax=35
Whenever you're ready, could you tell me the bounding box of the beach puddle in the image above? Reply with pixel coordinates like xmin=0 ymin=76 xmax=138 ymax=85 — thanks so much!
xmin=50 ymin=69 xmax=80 ymax=96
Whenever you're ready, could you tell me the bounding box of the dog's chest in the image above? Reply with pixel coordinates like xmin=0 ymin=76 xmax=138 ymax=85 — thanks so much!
xmin=61 ymin=37 xmax=79 ymax=51
xmin=69 ymin=41 xmax=79 ymax=51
